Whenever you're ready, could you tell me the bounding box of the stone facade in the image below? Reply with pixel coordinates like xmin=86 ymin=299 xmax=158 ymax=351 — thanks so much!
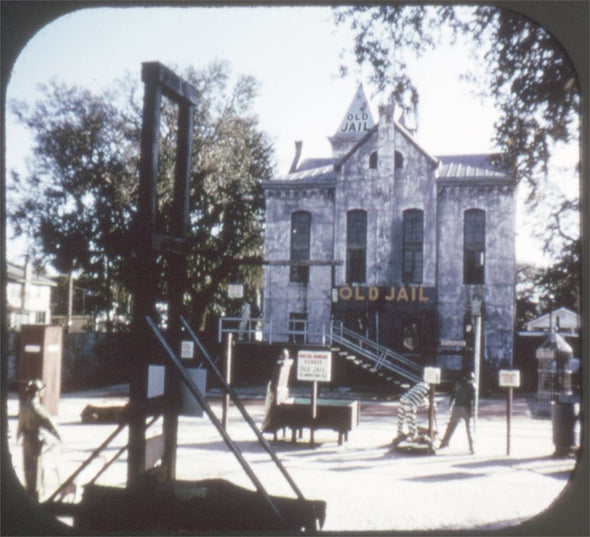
xmin=262 ymin=85 xmax=516 ymax=374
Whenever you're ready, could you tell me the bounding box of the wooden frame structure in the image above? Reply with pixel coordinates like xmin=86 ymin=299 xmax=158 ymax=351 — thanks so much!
xmin=128 ymin=62 xmax=197 ymax=485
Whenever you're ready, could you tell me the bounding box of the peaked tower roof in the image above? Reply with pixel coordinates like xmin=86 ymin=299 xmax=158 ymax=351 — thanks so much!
xmin=332 ymin=84 xmax=376 ymax=139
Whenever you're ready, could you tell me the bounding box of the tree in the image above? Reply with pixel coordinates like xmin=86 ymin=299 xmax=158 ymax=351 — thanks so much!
xmin=535 ymin=239 xmax=581 ymax=313
xmin=8 ymin=61 xmax=273 ymax=336
xmin=515 ymin=263 xmax=544 ymax=329
xmin=333 ymin=4 xmax=581 ymax=196
xmin=9 ymin=82 xmax=137 ymax=330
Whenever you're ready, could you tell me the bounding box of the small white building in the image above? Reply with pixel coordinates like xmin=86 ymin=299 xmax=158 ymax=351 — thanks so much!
xmin=524 ymin=307 xmax=580 ymax=335
xmin=6 ymin=259 xmax=56 ymax=330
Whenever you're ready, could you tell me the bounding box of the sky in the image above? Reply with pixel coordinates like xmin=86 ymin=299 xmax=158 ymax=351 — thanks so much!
xmin=4 ymin=5 xmax=580 ymax=266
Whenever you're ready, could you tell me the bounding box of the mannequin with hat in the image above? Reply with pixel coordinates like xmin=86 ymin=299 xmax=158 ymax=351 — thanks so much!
xmin=17 ymin=379 xmax=62 ymax=500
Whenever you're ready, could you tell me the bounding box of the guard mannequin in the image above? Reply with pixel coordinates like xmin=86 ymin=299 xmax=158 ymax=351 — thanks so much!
xmin=17 ymin=379 xmax=62 ymax=500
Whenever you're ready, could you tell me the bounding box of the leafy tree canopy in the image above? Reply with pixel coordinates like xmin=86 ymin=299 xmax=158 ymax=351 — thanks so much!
xmin=9 ymin=61 xmax=274 ymax=334
xmin=333 ymin=4 xmax=581 ymax=201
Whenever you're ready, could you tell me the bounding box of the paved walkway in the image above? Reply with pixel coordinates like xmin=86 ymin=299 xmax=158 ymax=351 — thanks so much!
xmin=5 ymin=385 xmax=584 ymax=533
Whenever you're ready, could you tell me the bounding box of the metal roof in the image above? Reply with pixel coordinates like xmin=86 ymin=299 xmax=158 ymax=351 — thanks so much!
xmin=436 ymin=154 xmax=509 ymax=181
xmin=283 ymin=163 xmax=338 ymax=182
xmin=296 ymin=158 xmax=339 ymax=172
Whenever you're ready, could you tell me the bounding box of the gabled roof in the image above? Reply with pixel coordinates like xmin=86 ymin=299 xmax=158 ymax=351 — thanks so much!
xmin=393 ymin=118 xmax=438 ymax=166
xmin=524 ymin=307 xmax=580 ymax=331
xmin=268 ymin=86 xmax=513 ymax=185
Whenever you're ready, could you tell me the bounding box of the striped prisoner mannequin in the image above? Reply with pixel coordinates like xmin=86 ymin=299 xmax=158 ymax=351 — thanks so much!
xmin=396 ymin=381 xmax=430 ymax=439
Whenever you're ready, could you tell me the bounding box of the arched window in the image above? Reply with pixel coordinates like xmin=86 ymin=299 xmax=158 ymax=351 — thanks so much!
xmin=395 ymin=151 xmax=404 ymax=170
xmin=346 ymin=210 xmax=367 ymax=284
xmin=290 ymin=211 xmax=311 ymax=283
xmin=369 ymin=151 xmax=378 ymax=169
xmin=464 ymin=209 xmax=485 ymax=284
xmin=402 ymin=209 xmax=423 ymax=284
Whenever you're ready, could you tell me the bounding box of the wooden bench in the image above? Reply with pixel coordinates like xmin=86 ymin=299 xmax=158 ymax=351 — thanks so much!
xmin=261 ymin=355 xmax=359 ymax=445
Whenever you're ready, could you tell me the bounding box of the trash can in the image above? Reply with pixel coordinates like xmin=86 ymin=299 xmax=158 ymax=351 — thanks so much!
xmin=551 ymin=399 xmax=579 ymax=457
xmin=181 ymin=368 xmax=207 ymax=417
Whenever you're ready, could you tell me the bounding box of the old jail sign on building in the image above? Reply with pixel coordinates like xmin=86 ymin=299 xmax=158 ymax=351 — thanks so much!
xmin=333 ymin=285 xmax=435 ymax=304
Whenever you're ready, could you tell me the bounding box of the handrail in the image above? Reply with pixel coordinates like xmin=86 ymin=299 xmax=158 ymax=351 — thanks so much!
xmin=340 ymin=325 xmax=422 ymax=372
xmin=181 ymin=315 xmax=306 ymax=502
xmin=331 ymin=322 xmax=423 ymax=383
xmin=218 ymin=316 xmax=266 ymax=343
xmin=145 ymin=316 xmax=286 ymax=525
xmin=218 ymin=316 xmax=329 ymax=345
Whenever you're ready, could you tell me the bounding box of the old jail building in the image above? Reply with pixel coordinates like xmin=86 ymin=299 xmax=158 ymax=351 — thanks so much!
xmin=261 ymin=85 xmax=516 ymax=376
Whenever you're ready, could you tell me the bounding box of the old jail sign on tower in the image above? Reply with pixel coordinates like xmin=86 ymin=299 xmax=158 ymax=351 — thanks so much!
xmin=336 ymin=84 xmax=376 ymax=135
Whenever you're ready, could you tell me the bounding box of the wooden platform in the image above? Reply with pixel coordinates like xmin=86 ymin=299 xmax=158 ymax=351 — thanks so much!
xmin=264 ymin=397 xmax=359 ymax=445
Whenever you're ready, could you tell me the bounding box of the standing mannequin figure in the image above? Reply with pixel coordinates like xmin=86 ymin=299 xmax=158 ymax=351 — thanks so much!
xmin=17 ymin=379 xmax=61 ymax=500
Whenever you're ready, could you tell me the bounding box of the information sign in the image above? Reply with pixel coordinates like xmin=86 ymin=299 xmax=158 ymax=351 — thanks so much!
xmin=439 ymin=340 xmax=466 ymax=348
xmin=181 ymin=340 xmax=194 ymax=359
xmin=423 ymin=367 xmax=442 ymax=384
xmin=499 ymin=369 xmax=521 ymax=388
xmin=297 ymin=350 xmax=332 ymax=382
xmin=227 ymin=284 xmax=244 ymax=299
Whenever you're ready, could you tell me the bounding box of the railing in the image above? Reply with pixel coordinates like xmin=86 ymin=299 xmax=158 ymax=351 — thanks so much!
xmin=330 ymin=321 xmax=423 ymax=383
xmin=218 ymin=316 xmax=330 ymax=345
xmin=147 ymin=316 xmax=309 ymax=525
xmin=217 ymin=315 xmax=423 ymax=383
xmin=218 ymin=316 xmax=268 ymax=343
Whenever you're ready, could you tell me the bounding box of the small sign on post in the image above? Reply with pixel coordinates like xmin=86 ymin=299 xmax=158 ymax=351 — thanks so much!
xmin=499 ymin=369 xmax=521 ymax=388
xmin=227 ymin=284 xmax=244 ymax=299
xmin=297 ymin=350 xmax=332 ymax=445
xmin=180 ymin=340 xmax=194 ymax=360
xmin=423 ymin=367 xmax=441 ymax=385
xmin=499 ymin=369 xmax=521 ymax=455
xmin=297 ymin=351 xmax=332 ymax=383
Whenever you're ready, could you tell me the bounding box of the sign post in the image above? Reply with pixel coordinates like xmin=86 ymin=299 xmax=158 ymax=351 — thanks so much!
xmin=423 ymin=367 xmax=442 ymax=440
xmin=499 ymin=369 xmax=521 ymax=455
xmin=221 ymin=333 xmax=233 ymax=429
xmin=297 ymin=350 xmax=332 ymax=445
xmin=471 ymin=296 xmax=483 ymax=434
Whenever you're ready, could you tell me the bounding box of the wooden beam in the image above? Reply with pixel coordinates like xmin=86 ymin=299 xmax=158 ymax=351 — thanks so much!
xmin=142 ymin=62 xmax=199 ymax=105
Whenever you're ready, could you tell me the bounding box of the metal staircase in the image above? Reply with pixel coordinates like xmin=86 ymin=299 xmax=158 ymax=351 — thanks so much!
xmin=329 ymin=322 xmax=423 ymax=384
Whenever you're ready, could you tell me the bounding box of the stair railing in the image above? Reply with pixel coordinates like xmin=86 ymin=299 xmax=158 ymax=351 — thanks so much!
xmin=330 ymin=321 xmax=423 ymax=383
